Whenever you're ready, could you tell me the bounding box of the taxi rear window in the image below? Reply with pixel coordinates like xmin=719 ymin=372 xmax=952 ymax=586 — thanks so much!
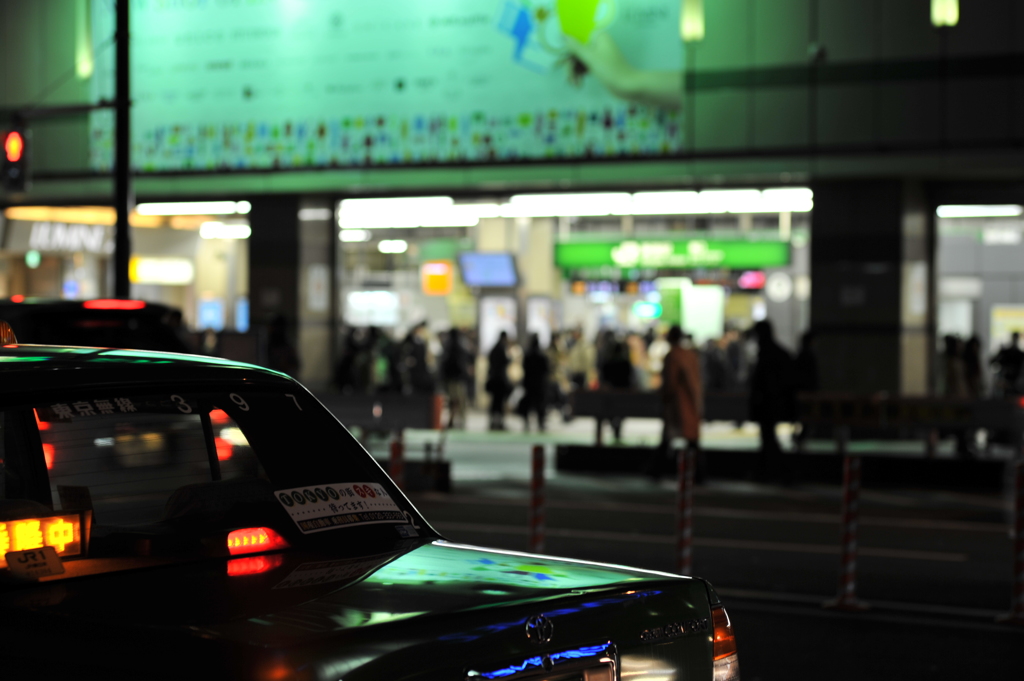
xmin=0 ymin=388 xmax=415 ymax=577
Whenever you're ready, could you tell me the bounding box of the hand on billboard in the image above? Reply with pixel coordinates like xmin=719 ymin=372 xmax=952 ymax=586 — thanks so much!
xmin=565 ymin=32 xmax=683 ymax=111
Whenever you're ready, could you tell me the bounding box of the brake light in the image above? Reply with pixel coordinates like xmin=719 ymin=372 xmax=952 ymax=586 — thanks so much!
xmin=227 ymin=554 xmax=285 ymax=577
xmin=42 ymin=443 xmax=55 ymax=470
xmin=82 ymin=299 xmax=147 ymax=310
xmin=227 ymin=527 xmax=289 ymax=555
xmin=712 ymin=606 xmax=740 ymax=681
xmin=214 ymin=436 xmax=233 ymax=461
xmin=10 ymin=295 xmax=24 ymax=303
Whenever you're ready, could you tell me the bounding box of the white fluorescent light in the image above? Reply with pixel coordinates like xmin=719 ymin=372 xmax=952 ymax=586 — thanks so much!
xmin=504 ymin=193 xmax=633 ymax=218
xmin=631 ymin=191 xmax=702 ymax=215
xmin=695 ymin=189 xmax=764 ymax=213
xmin=199 ymin=222 xmax=252 ymax=239
xmin=136 ymin=201 xmax=251 ymax=216
xmin=339 ymin=196 xmax=454 ymax=228
xmin=505 ymin=188 xmax=813 ymax=218
xmin=298 ymin=207 xmax=333 ymax=221
xmin=129 ymin=257 xmax=195 ymax=285
xmin=339 ymin=229 xmax=372 ymax=242
xmin=936 ymin=205 xmax=1024 ymax=219
xmin=338 ymin=197 xmax=501 ymax=229
xmin=378 ymin=239 xmax=408 ymax=254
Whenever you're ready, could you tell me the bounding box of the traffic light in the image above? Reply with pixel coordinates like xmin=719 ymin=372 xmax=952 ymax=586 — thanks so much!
xmin=3 ymin=127 xmax=28 ymax=192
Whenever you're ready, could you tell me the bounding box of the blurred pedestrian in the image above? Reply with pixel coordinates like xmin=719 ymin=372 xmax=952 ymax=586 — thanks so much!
xmin=599 ymin=340 xmax=635 ymax=442
xmin=702 ymin=337 xmax=730 ymax=392
xmin=441 ymin=328 xmax=471 ymax=429
xmin=546 ymin=331 xmax=571 ymax=421
xmin=990 ymin=332 xmax=1024 ymax=396
xmin=403 ymin=322 xmax=436 ymax=394
xmin=648 ymin=325 xmax=703 ymax=480
xmin=520 ymin=334 xmax=551 ymax=432
xmin=793 ymin=331 xmax=820 ymax=449
xmin=486 ymin=331 xmax=512 ymax=431
xmin=647 ymin=327 xmax=670 ymax=390
xmin=567 ymin=327 xmax=597 ymax=392
xmin=749 ymin=320 xmax=795 ymax=483
xmin=964 ymin=335 xmax=984 ymax=398
xmin=626 ymin=332 xmax=651 ymax=389
xmin=942 ymin=335 xmax=967 ymax=398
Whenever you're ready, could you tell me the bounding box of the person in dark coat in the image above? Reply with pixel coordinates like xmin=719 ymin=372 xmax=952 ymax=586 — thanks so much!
xmin=441 ymin=328 xmax=471 ymax=429
xmin=991 ymin=332 xmax=1024 ymax=396
xmin=749 ymin=320 xmax=795 ymax=483
xmin=599 ymin=340 xmax=635 ymax=442
xmin=963 ymin=335 xmax=984 ymax=399
xmin=520 ymin=334 xmax=551 ymax=432
xmin=486 ymin=332 xmax=512 ymax=431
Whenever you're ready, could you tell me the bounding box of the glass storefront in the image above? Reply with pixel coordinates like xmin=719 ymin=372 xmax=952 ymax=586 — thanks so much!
xmin=336 ymin=188 xmax=812 ymax=353
xmin=0 ymin=205 xmax=250 ymax=334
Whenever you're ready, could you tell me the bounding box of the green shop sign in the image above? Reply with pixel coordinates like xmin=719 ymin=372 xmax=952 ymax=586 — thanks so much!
xmin=555 ymin=238 xmax=790 ymax=270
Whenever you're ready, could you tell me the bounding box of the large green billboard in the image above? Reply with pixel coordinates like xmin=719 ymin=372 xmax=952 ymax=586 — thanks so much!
xmin=89 ymin=0 xmax=685 ymax=173
xmin=555 ymin=237 xmax=792 ymax=270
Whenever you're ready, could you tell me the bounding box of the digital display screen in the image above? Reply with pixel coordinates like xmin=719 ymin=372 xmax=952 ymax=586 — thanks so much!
xmin=88 ymin=0 xmax=685 ymax=172
xmin=0 ymin=514 xmax=83 ymax=568
xmin=459 ymin=253 xmax=519 ymax=287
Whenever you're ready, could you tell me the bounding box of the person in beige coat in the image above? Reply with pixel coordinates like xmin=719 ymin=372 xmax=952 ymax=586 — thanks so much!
xmin=649 ymin=325 xmax=703 ymax=480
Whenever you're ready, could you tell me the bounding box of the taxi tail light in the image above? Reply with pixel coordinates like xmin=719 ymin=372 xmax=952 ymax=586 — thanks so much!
xmin=214 ymin=436 xmax=233 ymax=461
xmin=227 ymin=554 xmax=284 ymax=577
xmin=227 ymin=527 xmax=289 ymax=555
xmin=82 ymin=299 xmax=146 ymax=310
xmin=712 ymin=606 xmax=740 ymax=681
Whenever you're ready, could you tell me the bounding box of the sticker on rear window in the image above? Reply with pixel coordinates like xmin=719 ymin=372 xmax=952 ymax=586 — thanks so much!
xmin=275 ymin=482 xmax=404 ymax=534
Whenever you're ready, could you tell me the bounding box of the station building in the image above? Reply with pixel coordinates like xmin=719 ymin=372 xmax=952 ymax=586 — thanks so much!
xmin=3 ymin=0 xmax=1024 ymax=394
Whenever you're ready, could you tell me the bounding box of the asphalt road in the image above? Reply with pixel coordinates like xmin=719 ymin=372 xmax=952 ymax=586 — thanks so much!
xmin=361 ymin=431 xmax=1024 ymax=680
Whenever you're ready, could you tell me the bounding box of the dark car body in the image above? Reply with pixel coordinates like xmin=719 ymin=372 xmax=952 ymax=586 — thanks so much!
xmin=0 ymin=298 xmax=191 ymax=352
xmin=0 ymin=345 xmax=737 ymax=681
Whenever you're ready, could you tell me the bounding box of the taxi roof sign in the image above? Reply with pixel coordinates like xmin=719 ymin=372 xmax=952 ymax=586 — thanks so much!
xmin=0 ymin=320 xmax=17 ymax=345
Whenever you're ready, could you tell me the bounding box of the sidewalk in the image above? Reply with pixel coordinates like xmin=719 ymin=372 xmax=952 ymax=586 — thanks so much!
xmin=351 ymin=407 xmax=1004 ymax=461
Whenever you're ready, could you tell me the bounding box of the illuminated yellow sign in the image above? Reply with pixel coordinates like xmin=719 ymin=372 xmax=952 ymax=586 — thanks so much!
xmin=421 ymin=260 xmax=455 ymax=297
xmin=0 ymin=515 xmax=82 ymax=568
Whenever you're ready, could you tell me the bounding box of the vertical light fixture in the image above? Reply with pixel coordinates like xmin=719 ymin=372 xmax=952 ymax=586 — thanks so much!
xmin=681 ymin=0 xmax=705 ymax=42
xmin=931 ymin=0 xmax=959 ymax=27
xmin=75 ymin=0 xmax=94 ymax=79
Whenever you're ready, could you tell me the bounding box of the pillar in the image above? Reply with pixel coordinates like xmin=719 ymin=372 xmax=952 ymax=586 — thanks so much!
xmin=811 ymin=181 xmax=932 ymax=395
xmin=248 ymin=196 xmax=336 ymax=389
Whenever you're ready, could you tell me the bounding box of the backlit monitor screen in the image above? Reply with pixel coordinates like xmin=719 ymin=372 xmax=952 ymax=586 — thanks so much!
xmin=459 ymin=253 xmax=519 ymax=288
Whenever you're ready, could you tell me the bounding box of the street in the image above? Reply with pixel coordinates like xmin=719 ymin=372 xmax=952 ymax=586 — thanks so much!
xmin=360 ymin=420 xmax=1024 ymax=680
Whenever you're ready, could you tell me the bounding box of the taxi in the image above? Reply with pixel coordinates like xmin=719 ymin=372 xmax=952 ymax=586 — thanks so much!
xmin=0 ymin=326 xmax=739 ymax=681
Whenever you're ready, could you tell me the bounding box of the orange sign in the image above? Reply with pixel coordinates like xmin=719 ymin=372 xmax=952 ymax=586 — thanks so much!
xmin=421 ymin=260 xmax=454 ymax=296
xmin=0 ymin=515 xmax=82 ymax=568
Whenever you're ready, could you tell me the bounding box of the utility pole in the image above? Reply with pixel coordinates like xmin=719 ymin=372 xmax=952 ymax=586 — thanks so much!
xmin=114 ymin=0 xmax=132 ymax=298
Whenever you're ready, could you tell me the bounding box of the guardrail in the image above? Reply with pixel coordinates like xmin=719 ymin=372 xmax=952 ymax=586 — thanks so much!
xmin=551 ymin=392 xmax=1024 ymax=622
xmin=570 ymin=390 xmax=747 ymax=445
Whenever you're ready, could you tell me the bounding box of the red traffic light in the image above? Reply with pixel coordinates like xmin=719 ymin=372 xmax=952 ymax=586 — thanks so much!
xmin=4 ymin=131 xmax=24 ymax=163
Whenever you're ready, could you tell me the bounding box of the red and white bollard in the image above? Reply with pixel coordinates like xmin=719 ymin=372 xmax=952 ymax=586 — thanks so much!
xmin=999 ymin=458 xmax=1024 ymax=624
xmin=676 ymin=446 xmax=695 ymax=576
xmin=826 ymin=428 xmax=868 ymax=610
xmin=389 ymin=436 xmax=405 ymax=490
xmin=529 ymin=444 xmax=545 ymax=553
